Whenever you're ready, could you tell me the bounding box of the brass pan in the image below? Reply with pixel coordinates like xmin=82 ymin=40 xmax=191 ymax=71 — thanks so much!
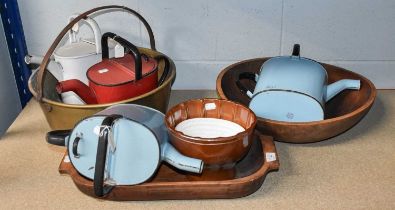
xmin=28 ymin=5 xmax=176 ymax=130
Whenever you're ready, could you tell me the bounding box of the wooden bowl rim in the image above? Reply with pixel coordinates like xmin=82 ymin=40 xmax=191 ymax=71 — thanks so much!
xmin=216 ymin=57 xmax=377 ymax=126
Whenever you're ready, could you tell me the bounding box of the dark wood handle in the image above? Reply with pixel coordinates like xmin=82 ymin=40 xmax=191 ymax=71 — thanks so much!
xmin=36 ymin=5 xmax=156 ymax=101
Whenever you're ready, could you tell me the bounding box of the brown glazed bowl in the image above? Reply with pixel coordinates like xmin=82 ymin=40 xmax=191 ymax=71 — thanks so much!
xmin=216 ymin=57 xmax=377 ymax=143
xmin=165 ymin=98 xmax=257 ymax=165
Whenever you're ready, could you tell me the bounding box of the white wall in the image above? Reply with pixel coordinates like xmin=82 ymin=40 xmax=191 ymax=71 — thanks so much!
xmin=18 ymin=0 xmax=395 ymax=89
xmin=0 ymin=20 xmax=22 ymax=137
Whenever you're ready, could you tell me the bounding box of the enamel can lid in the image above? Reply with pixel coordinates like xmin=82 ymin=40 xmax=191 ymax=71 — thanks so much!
xmin=87 ymin=54 xmax=157 ymax=86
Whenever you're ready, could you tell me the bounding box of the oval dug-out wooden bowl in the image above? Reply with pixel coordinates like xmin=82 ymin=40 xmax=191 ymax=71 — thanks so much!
xmin=216 ymin=57 xmax=376 ymax=143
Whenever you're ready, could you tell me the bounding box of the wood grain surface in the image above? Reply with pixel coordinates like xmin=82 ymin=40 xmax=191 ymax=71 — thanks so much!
xmin=216 ymin=58 xmax=376 ymax=143
xmin=58 ymin=134 xmax=279 ymax=201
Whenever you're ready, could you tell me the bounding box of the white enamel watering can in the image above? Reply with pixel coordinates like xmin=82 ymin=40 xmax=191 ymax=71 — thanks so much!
xmin=237 ymin=44 xmax=361 ymax=122
xmin=26 ymin=14 xmax=117 ymax=104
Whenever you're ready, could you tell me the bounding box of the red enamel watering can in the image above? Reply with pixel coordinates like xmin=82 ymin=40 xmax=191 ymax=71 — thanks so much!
xmin=56 ymin=32 xmax=169 ymax=104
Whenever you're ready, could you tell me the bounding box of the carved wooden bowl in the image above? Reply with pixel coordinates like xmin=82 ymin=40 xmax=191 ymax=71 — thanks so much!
xmin=216 ymin=58 xmax=376 ymax=143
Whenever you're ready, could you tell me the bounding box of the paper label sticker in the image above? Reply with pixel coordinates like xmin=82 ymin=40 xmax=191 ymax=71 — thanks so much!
xmin=93 ymin=125 xmax=101 ymax=136
xmin=71 ymin=23 xmax=79 ymax=33
xmin=205 ymin=103 xmax=216 ymax=110
xmin=114 ymin=44 xmax=124 ymax=58
xmin=108 ymin=130 xmax=116 ymax=153
xmin=265 ymin=152 xmax=277 ymax=162
xmin=64 ymin=155 xmax=70 ymax=163
xmin=98 ymin=68 xmax=109 ymax=74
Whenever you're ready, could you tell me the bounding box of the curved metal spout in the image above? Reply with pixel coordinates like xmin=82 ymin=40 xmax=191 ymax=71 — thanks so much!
xmin=56 ymin=79 xmax=98 ymax=104
xmin=161 ymin=142 xmax=203 ymax=174
xmin=325 ymin=79 xmax=361 ymax=102
xmin=25 ymin=54 xmax=63 ymax=81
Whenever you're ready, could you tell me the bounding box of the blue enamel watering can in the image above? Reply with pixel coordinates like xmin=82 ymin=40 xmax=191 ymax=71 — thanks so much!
xmin=46 ymin=104 xmax=203 ymax=197
xmin=238 ymin=44 xmax=361 ymax=122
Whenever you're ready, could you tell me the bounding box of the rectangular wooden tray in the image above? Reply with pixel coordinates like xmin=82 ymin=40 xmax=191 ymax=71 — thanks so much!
xmin=58 ymin=134 xmax=279 ymax=200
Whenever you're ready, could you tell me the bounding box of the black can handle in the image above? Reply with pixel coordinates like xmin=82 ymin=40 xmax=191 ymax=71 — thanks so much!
xmin=292 ymin=44 xmax=300 ymax=57
xmin=46 ymin=130 xmax=71 ymax=146
xmin=101 ymin=32 xmax=143 ymax=81
xmin=154 ymin=55 xmax=170 ymax=86
xmin=94 ymin=114 xmax=123 ymax=197
xmin=72 ymin=137 xmax=81 ymax=158
xmin=236 ymin=72 xmax=257 ymax=98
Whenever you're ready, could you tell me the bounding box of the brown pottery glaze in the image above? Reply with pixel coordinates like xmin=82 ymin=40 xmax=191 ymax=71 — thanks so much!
xmin=165 ymin=98 xmax=257 ymax=165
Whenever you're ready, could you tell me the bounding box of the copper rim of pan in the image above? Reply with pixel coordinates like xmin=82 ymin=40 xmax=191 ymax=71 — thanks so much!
xmin=216 ymin=57 xmax=377 ymax=126
xmin=165 ymin=98 xmax=257 ymax=145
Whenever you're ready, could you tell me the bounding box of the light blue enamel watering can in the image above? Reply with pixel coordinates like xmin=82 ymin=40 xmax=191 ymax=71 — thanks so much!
xmin=238 ymin=44 xmax=361 ymax=122
xmin=47 ymin=104 xmax=203 ymax=197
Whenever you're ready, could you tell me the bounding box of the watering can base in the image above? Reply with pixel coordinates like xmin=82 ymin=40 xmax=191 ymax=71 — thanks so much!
xmin=61 ymin=92 xmax=86 ymax=104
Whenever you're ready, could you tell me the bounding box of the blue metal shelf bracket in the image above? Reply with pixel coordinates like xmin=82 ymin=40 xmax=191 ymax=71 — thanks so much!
xmin=0 ymin=0 xmax=31 ymax=107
